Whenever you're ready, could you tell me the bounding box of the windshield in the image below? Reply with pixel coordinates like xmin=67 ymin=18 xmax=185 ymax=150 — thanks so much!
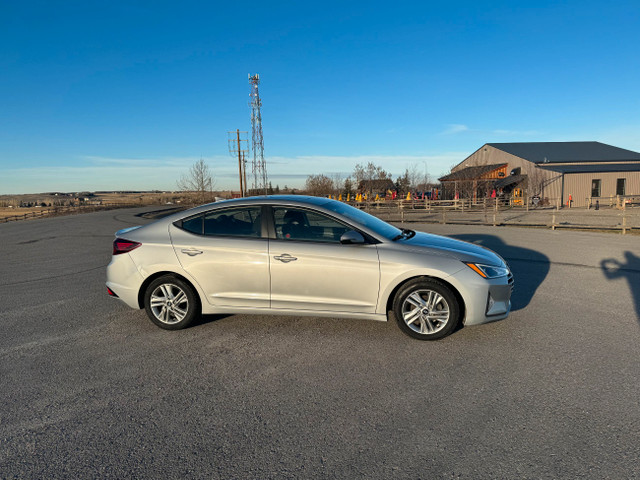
xmin=322 ymin=200 xmax=402 ymax=240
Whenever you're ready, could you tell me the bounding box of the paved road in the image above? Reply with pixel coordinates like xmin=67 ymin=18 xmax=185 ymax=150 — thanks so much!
xmin=1 ymin=207 xmax=639 ymax=479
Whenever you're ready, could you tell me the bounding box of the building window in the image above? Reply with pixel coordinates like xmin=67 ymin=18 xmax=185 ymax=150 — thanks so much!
xmin=616 ymin=178 xmax=626 ymax=196
xmin=591 ymin=179 xmax=602 ymax=198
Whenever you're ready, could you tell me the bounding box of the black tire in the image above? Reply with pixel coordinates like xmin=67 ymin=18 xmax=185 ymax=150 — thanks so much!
xmin=144 ymin=275 xmax=200 ymax=330
xmin=392 ymin=278 xmax=461 ymax=340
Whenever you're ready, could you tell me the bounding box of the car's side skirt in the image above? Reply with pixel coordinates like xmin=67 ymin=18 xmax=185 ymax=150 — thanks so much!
xmin=200 ymin=304 xmax=389 ymax=322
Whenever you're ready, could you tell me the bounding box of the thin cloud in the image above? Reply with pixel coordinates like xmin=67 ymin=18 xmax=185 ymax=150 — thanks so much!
xmin=1 ymin=152 xmax=468 ymax=194
xmin=440 ymin=124 xmax=469 ymax=135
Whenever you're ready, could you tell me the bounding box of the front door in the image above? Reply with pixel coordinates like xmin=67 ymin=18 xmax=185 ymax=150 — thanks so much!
xmin=268 ymin=207 xmax=380 ymax=313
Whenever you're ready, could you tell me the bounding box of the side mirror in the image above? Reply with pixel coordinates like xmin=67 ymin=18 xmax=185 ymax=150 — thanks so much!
xmin=340 ymin=230 xmax=365 ymax=245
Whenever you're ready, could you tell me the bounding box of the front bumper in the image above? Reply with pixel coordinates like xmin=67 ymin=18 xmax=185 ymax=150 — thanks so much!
xmin=448 ymin=267 xmax=513 ymax=326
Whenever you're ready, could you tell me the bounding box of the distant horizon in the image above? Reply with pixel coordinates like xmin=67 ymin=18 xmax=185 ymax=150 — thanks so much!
xmin=2 ymin=1 xmax=639 ymax=194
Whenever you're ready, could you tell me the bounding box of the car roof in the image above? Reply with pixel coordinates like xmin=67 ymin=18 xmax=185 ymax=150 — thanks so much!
xmin=212 ymin=195 xmax=332 ymax=207
xmin=149 ymin=195 xmax=392 ymax=243
xmin=185 ymin=195 xmax=334 ymax=212
xmin=159 ymin=195 xmax=335 ymax=223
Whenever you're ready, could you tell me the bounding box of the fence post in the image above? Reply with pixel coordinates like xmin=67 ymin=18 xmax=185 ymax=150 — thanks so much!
xmin=441 ymin=209 xmax=446 ymax=224
xmin=551 ymin=212 xmax=556 ymax=231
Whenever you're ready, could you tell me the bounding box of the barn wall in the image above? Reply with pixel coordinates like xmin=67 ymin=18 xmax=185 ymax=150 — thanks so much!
xmin=564 ymin=171 xmax=640 ymax=206
xmin=452 ymin=145 xmax=562 ymax=202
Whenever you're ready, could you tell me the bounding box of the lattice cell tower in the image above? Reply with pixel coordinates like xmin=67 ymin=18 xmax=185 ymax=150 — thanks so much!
xmin=249 ymin=74 xmax=268 ymax=194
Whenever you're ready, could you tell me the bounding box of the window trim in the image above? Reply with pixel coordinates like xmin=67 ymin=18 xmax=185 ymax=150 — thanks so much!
xmin=616 ymin=178 xmax=626 ymax=196
xmin=173 ymin=205 xmax=267 ymax=239
xmin=591 ymin=179 xmax=602 ymax=198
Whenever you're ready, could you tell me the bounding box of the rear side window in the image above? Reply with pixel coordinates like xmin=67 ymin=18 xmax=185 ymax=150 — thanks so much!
xmin=204 ymin=207 xmax=262 ymax=237
xmin=181 ymin=215 xmax=203 ymax=234
xmin=176 ymin=207 xmax=262 ymax=238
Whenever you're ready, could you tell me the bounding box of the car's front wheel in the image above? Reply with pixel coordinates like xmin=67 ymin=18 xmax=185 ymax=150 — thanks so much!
xmin=144 ymin=275 xmax=199 ymax=330
xmin=393 ymin=278 xmax=460 ymax=340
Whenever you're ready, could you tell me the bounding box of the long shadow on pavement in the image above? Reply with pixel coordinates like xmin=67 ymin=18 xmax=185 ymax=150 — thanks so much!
xmin=601 ymin=252 xmax=640 ymax=324
xmin=449 ymin=234 xmax=550 ymax=311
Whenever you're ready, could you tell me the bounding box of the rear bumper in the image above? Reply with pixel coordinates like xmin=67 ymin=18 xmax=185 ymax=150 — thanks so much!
xmin=106 ymin=254 xmax=144 ymax=309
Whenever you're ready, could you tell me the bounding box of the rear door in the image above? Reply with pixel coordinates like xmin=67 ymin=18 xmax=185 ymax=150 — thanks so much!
xmin=268 ymin=206 xmax=380 ymax=313
xmin=169 ymin=206 xmax=270 ymax=308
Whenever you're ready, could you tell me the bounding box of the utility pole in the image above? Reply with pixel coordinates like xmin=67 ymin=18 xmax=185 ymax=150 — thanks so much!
xmin=241 ymin=151 xmax=247 ymax=196
xmin=228 ymin=130 xmax=248 ymax=197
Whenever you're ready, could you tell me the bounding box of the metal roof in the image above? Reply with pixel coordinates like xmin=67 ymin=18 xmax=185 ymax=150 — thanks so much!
xmin=487 ymin=141 xmax=640 ymax=164
xmin=439 ymin=164 xmax=506 ymax=181
xmin=537 ymin=163 xmax=640 ymax=174
xmin=494 ymin=174 xmax=526 ymax=189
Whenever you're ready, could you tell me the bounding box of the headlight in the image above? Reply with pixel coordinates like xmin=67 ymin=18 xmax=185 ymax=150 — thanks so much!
xmin=465 ymin=262 xmax=510 ymax=279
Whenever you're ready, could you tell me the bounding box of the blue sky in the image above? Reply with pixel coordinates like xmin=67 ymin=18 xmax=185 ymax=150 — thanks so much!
xmin=1 ymin=0 xmax=639 ymax=194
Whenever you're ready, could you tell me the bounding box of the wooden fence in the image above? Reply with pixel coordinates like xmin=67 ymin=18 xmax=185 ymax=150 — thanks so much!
xmin=0 ymin=203 xmax=141 ymax=223
xmin=353 ymin=198 xmax=639 ymax=234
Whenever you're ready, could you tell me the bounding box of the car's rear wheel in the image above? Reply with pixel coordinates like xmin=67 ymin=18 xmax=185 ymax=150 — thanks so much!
xmin=393 ymin=278 xmax=460 ymax=340
xmin=144 ymin=275 xmax=199 ymax=330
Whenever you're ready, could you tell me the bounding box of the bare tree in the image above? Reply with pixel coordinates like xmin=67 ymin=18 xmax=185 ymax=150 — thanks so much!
xmin=527 ymin=166 xmax=546 ymax=197
xmin=406 ymin=163 xmax=432 ymax=191
xmin=331 ymin=172 xmax=344 ymax=196
xmin=353 ymin=162 xmax=391 ymax=195
xmin=177 ymin=158 xmax=215 ymax=204
xmin=305 ymin=174 xmax=333 ymax=196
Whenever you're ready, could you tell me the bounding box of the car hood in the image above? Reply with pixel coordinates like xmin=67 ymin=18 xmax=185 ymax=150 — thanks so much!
xmin=392 ymin=231 xmax=505 ymax=266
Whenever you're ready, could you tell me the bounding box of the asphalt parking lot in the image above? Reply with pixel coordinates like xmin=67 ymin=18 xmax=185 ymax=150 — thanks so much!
xmin=1 ymin=206 xmax=639 ymax=479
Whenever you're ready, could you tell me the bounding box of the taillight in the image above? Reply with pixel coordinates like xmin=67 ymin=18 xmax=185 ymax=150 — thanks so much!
xmin=113 ymin=238 xmax=141 ymax=255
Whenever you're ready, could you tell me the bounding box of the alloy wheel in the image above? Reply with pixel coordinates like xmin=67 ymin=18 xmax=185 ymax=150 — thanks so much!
xmin=149 ymin=283 xmax=189 ymax=325
xmin=401 ymin=289 xmax=450 ymax=335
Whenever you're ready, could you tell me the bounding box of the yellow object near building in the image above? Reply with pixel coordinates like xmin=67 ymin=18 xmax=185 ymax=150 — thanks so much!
xmin=513 ymin=188 xmax=523 ymax=205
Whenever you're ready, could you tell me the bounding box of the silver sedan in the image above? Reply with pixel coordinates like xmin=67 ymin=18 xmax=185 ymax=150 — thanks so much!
xmin=106 ymin=195 xmax=513 ymax=340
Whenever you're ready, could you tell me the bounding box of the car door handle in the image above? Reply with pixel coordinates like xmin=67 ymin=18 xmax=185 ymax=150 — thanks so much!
xmin=181 ymin=248 xmax=203 ymax=256
xmin=274 ymin=253 xmax=297 ymax=263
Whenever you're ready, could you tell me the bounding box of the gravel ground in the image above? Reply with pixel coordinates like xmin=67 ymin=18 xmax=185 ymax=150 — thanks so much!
xmin=1 ymin=206 xmax=638 ymax=479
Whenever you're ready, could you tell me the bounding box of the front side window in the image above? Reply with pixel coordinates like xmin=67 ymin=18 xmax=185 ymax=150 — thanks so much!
xmin=273 ymin=207 xmax=350 ymax=243
xmin=177 ymin=207 xmax=262 ymax=237
xmin=616 ymin=178 xmax=626 ymax=196
xmin=591 ymin=179 xmax=601 ymax=198
xmin=321 ymin=200 xmax=401 ymax=240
